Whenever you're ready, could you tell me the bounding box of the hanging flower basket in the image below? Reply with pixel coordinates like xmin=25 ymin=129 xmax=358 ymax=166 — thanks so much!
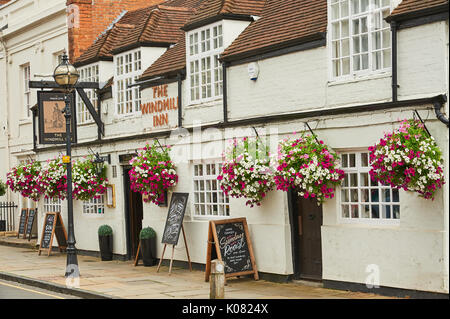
xmin=129 ymin=141 xmax=178 ymax=205
xmin=72 ymin=156 xmax=108 ymax=201
xmin=368 ymin=119 xmax=445 ymax=200
xmin=274 ymin=134 xmax=345 ymax=205
xmin=218 ymin=137 xmax=274 ymax=208
xmin=6 ymin=161 xmax=43 ymax=201
xmin=39 ymin=156 xmax=68 ymax=200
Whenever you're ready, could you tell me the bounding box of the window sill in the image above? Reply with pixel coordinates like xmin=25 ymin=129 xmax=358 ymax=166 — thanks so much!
xmin=337 ymin=219 xmax=400 ymax=227
xmin=112 ymin=113 xmax=142 ymax=122
xmin=186 ymin=98 xmax=222 ymax=109
xmin=77 ymin=120 xmax=96 ymax=127
xmin=328 ymin=71 xmax=392 ymax=87
xmin=192 ymin=215 xmax=232 ymax=221
xmin=19 ymin=118 xmax=32 ymax=125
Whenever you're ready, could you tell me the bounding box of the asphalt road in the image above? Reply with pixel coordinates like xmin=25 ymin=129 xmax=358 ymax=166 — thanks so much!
xmin=0 ymin=280 xmax=79 ymax=299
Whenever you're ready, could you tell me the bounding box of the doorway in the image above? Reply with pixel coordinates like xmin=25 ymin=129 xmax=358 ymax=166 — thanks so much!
xmin=290 ymin=190 xmax=323 ymax=281
xmin=123 ymin=166 xmax=143 ymax=260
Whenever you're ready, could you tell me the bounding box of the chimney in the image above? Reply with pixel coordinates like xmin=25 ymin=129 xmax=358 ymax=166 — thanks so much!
xmin=66 ymin=0 xmax=165 ymax=62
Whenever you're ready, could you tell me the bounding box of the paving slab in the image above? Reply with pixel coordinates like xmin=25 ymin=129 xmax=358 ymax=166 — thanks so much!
xmin=0 ymin=244 xmax=398 ymax=299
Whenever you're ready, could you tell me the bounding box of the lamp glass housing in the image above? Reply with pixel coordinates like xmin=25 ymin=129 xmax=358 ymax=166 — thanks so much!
xmin=53 ymin=54 xmax=79 ymax=92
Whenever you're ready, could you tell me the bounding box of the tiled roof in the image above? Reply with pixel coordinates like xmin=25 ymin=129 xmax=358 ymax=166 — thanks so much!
xmin=221 ymin=0 xmax=327 ymax=62
xmin=74 ymin=0 xmax=199 ymax=67
xmin=389 ymin=0 xmax=448 ymax=19
xmin=140 ymin=35 xmax=186 ymax=79
xmin=183 ymin=0 xmax=266 ymax=30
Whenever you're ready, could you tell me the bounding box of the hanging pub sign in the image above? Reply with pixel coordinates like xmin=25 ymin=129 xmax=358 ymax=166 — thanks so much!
xmin=37 ymin=91 xmax=77 ymax=145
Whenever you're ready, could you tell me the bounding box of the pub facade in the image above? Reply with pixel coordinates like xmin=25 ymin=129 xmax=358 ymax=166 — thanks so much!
xmin=1 ymin=0 xmax=448 ymax=297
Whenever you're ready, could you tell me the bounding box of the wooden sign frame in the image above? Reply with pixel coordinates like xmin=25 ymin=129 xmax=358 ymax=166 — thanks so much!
xmin=38 ymin=212 xmax=68 ymax=256
xmin=106 ymin=184 xmax=116 ymax=208
xmin=18 ymin=209 xmax=28 ymax=239
xmin=205 ymin=218 xmax=259 ymax=282
xmin=25 ymin=208 xmax=37 ymax=241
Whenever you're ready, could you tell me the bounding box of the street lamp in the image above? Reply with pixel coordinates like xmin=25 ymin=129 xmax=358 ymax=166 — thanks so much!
xmin=93 ymin=153 xmax=106 ymax=176
xmin=53 ymin=53 xmax=80 ymax=278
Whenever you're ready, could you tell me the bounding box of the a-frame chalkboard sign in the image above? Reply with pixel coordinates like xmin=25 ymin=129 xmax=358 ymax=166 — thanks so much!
xmin=205 ymin=218 xmax=259 ymax=282
xmin=18 ymin=209 xmax=28 ymax=239
xmin=156 ymin=193 xmax=192 ymax=275
xmin=38 ymin=212 xmax=68 ymax=256
xmin=25 ymin=208 xmax=37 ymax=241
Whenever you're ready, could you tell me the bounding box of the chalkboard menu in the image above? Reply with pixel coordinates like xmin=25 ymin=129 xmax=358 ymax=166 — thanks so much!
xmin=205 ymin=218 xmax=259 ymax=281
xmin=40 ymin=213 xmax=55 ymax=250
xmin=25 ymin=209 xmax=37 ymax=241
xmin=38 ymin=212 xmax=68 ymax=256
xmin=17 ymin=209 xmax=28 ymax=239
xmin=161 ymin=193 xmax=189 ymax=245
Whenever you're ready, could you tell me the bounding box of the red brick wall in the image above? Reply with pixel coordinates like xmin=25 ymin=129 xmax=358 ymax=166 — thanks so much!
xmin=66 ymin=0 xmax=164 ymax=61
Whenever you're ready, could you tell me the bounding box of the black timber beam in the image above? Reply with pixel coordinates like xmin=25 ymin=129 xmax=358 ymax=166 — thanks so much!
xmin=29 ymin=81 xmax=100 ymax=89
xmin=76 ymin=87 xmax=105 ymax=136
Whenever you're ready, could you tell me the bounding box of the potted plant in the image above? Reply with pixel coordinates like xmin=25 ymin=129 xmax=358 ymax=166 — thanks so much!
xmin=98 ymin=225 xmax=113 ymax=261
xmin=139 ymin=227 xmax=157 ymax=266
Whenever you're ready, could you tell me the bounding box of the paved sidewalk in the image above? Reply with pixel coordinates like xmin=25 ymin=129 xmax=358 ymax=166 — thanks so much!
xmin=0 ymin=244 xmax=395 ymax=299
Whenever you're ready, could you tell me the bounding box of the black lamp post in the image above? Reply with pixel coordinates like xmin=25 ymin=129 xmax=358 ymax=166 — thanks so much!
xmin=53 ymin=53 xmax=80 ymax=278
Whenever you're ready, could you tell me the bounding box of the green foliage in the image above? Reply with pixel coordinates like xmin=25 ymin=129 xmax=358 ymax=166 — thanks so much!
xmin=0 ymin=179 xmax=6 ymax=197
xmin=98 ymin=225 xmax=113 ymax=236
xmin=140 ymin=227 xmax=156 ymax=239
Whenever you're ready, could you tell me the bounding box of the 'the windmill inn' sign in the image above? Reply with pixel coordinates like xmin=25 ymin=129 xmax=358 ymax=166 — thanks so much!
xmin=140 ymin=84 xmax=178 ymax=128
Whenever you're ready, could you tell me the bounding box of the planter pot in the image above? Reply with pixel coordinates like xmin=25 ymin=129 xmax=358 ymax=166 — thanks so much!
xmin=98 ymin=234 xmax=113 ymax=261
xmin=141 ymin=237 xmax=157 ymax=266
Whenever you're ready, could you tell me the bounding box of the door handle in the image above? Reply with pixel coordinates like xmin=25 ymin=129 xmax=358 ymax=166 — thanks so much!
xmin=308 ymin=214 xmax=315 ymax=220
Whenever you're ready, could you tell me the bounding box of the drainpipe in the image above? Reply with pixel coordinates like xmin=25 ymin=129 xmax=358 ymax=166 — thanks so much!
xmin=391 ymin=21 xmax=399 ymax=102
xmin=222 ymin=61 xmax=228 ymax=124
xmin=433 ymin=96 xmax=449 ymax=127
xmin=177 ymin=72 xmax=183 ymax=127
xmin=0 ymin=30 xmax=11 ymax=201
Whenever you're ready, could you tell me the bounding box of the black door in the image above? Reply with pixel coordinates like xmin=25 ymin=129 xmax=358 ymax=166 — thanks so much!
xmin=123 ymin=167 xmax=143 ymax=260
xmin=294 ymin=195 xmax=323 ymax=281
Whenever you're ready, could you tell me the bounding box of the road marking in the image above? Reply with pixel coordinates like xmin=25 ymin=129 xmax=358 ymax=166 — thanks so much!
xmin=0 ymin=281 xmax=65 ymax=299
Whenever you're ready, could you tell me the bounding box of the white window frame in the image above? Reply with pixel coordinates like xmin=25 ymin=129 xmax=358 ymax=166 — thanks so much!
xmin=43 ymin=198 xmax=62 ymax=213
xmin=328 ymin=0 xmax=393 ymax=82
xmin=83 ymin=195 xmax=105 ymax=214
xmin=77 ymin=63 xmax=99 ymax=124
xmin=192 ymin=161 xmax=230 ymax=219
xmin=186 ymin=22 xmax=223 ymax=105
xmin=338 ymin=150 xmax=400 ymax=225
xmin=22 ymin=63 xmax=31 ymax=118
xmin=114 ymin=49 xmax=142 ymax=116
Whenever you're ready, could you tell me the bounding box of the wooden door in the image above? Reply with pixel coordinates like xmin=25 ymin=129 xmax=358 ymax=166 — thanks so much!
xmin=296 ymin=197 xmax=323 ymax=281
xmin=129 ymin=187 xmax=143 ymax=259
xmin=123 ymin=167 xmax=143 ymax=260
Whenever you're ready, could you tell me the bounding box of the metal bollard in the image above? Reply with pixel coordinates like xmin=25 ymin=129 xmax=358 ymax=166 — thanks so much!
xmin=209 ymin=259 xmax=225 ymax=299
